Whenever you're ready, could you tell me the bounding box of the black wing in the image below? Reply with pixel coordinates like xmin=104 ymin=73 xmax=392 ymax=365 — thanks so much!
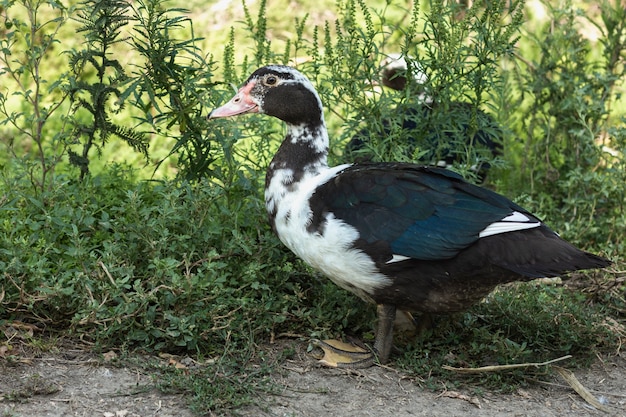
xmin=309 ymin=163 xmax=538 ymax=261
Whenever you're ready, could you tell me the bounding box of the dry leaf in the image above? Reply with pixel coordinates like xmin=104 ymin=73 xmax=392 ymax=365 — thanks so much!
xmin=158 ymin=352 xmax=187 ymax=369
xmin=554 ymin=366 xmax=612 ymax=413
xmin=312 ymin=339 xmax=373 ymax=368
xmin=168 ymin=358 xmax=187 ymax=369
xmin=9 ymin=321 xmax=37 ymax=338
xmin=438 ymin=390 xmax=481 ymax=408
xmin=0 ymin=344 xmax=11 ymax=357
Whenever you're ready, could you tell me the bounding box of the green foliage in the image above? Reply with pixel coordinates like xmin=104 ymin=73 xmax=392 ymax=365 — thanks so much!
xmin=242 ymin=0 xmax=272 ymax=66
xmin=1 ymin=166 xmax=275 ymax=350
xmin=67 ymin=0 xmax=149 ymax=179
xmin=295 ymin=0 xmax=524 ymax=182
xmin=0 ymin=0 xmax=223 ymax=183
xmin=0 ymin=0 xmax=73 ymax=192
xmin=0 ymin=162 xmax=366 ymax=348
xmin=128 ymin=0 xmax=217 ymax=180
xmin=501 ymin=0 xmax=626 ymax=250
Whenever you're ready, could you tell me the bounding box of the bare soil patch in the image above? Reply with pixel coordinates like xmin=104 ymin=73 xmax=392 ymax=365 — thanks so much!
xmin=237 ymin=345 xmax=625 ymax=417
xmin=1 ymin=341 xmax=624 ymax=417
xmin=0 ymin=349 xmax=193 ymax=417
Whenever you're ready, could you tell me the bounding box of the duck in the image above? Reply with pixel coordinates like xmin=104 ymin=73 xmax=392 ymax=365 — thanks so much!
xmin=208 ymin=65 xmax=611 ymax=368
xmin=345 ymin=54 xmax=502 ymax=182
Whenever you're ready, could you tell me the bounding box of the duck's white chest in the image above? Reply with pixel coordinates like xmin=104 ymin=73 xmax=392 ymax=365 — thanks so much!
xmin=265 ymin=166 xmax=391 ymax=300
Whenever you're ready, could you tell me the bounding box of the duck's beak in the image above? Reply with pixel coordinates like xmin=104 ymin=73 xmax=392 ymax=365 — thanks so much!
xmin=208 ymin=83 xmax=259 ymax=119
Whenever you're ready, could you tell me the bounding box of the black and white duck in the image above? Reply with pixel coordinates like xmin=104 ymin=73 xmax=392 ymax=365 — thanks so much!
xmin=209 ymin=65 xmax=611 ymax=368
xmin=345 ymin=54 xmax=502 ymax=182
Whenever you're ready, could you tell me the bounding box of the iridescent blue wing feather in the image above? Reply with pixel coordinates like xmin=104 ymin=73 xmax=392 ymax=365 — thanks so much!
xmin=310 ymin=164 xmax=536 ymax=261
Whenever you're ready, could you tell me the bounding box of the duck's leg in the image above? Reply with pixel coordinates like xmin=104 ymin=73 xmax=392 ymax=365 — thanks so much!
xmin=373 ymin=304 xmax=396 ymax=364
xmin=314 ymin=304 xmax=397 ymax=368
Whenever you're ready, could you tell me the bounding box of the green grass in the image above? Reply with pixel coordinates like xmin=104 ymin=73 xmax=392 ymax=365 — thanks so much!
xmin=394 ymin=281 xmax=621 ymax=391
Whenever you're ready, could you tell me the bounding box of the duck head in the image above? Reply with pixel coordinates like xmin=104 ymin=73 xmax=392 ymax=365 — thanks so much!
xmin=209 ymin=65 xmax=324 ymax=127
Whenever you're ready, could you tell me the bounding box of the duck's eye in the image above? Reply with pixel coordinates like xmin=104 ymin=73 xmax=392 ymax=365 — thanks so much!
xmin=263 ymin=75 xmax=278 ymax=86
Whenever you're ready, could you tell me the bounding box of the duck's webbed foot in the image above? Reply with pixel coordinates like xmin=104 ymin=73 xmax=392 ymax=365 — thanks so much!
xmin=312 ymin=304 xmax=397 ymax=369
xmin=313 ymin=339 xmax=375 ymax=368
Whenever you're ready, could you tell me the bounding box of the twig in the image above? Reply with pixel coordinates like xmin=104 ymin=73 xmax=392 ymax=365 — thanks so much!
xmin=441 ymin=355 xmax=572 ymax=373
xmin=443 ymin=357 xmax=615 ymax=413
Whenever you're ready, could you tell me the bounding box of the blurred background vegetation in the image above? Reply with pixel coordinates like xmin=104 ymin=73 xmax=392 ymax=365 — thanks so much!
xmin=0 ymin=0 xmax=624 ymax=413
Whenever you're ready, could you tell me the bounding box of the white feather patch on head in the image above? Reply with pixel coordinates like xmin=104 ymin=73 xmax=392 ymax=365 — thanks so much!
xmin=382 ymin=53 xmax=429 ymax=85
xmin=479 ymin=211 xmax=541 ymax=238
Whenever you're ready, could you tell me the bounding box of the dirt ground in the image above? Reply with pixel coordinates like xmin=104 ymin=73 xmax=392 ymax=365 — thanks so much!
xmin=1 ymin=342 xmax=624 ymax=417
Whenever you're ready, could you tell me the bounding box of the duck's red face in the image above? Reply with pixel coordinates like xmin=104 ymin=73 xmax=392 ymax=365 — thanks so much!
xmin=208 ymin=81 xmax=259 ymax=119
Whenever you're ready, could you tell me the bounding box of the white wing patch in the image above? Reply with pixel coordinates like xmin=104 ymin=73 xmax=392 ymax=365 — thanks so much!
xmin=479 ymin=211 xmax=541 ymax=238
xmin=386 ymin=254 xmax=411 ymax=264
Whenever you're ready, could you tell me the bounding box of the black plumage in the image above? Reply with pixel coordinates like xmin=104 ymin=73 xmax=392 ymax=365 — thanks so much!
xmin=209 ymin=65 xmax=611 ymax=367
xmin=308 ymin=163 xmax=608 ymax=312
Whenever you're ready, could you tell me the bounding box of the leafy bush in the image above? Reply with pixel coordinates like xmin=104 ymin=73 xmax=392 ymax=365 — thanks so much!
xmin=67 ymin=0 xmax=149 ymax=179
xmin=0 ymin=160 xmax=370 ymax=351
xmin=0 ymin=0 xmax=73 ymax=192
xmin=128 ymin=0 xmax=219 ymax=180
xmin=0 ymin=0 xmax=223 ymax=183
xmin=305 ymin=0 xmax=523 ymax=182
xmin=500 ymin=0 xmax=626 ymax=251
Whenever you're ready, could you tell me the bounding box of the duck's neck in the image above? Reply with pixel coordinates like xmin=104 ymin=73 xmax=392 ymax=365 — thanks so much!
xmin=265 ymin=119 xmax=330 ymax=223
xmin=273 ymin=122 xmax=329 ymax=170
